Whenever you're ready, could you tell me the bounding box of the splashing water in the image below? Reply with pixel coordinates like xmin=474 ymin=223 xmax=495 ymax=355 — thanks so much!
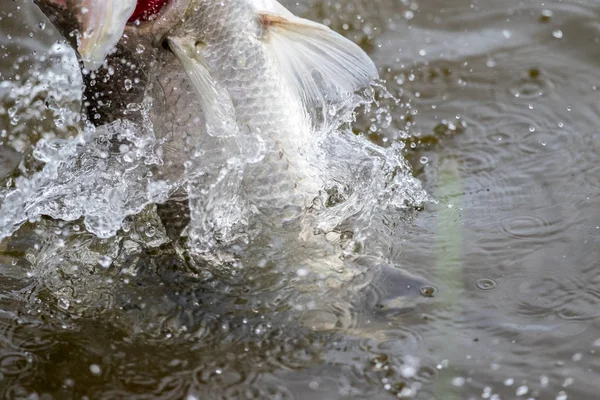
xmin=0 ymin=11 xmax=430 ymax=332
xmin=0 ymin=45 xmax=428 ymax=261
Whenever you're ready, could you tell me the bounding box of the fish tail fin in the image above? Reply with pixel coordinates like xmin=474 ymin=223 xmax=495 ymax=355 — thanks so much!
xmin=260 ymin=11 xmax=378 ymax=110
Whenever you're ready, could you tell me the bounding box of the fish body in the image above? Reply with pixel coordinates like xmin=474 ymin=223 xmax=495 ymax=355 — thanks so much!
xmin=34 ymin=0 xmax=378 ymax=229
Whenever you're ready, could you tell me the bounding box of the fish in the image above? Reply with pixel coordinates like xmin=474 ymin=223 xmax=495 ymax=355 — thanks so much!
xmin=33 ymin=0 xmax=379 ymax=244
xmin=20 ymin=0 xmax=433 ymax=322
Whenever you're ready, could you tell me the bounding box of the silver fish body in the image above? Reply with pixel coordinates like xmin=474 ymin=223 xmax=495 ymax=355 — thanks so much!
xmin=34 ymin=0 xmax=378 ymax=233
xmin=164 ymin=0 xmax=377 ymax=206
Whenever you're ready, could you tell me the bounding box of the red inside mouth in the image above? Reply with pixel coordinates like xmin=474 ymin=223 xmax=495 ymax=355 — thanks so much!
xmin=128 ymin=0 xmax=170 ymax=22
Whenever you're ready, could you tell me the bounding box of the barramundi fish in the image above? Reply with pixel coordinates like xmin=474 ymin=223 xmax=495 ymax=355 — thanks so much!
xmin=34 ymin=0 xmax=378 ymax=242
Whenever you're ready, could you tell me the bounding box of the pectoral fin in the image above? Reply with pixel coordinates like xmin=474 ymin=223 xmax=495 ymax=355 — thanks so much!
xmin=261 ymin=11 xmax=378 ymax=108
xmin=167 ymin=37 xmax=238 ymax=136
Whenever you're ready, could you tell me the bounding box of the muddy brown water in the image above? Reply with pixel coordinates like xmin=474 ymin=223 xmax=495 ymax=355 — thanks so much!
xmin=1 ymin=0 xmax=599 ymax=399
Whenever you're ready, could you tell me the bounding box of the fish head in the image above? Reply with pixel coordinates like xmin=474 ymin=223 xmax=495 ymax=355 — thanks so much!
xmin=34 ymin=0 xmax=191 ymax=71
xmin=33 ymin=0 xmax=198 ymax=126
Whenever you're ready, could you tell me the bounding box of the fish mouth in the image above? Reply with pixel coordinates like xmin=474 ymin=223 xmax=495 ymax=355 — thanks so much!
xmin=124 ymin=0 xmax=191 ymax=48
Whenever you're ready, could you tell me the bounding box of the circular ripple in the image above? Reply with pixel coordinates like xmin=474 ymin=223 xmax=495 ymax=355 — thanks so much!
xmin=508 ymin=75 xmax=553 ymax=100
xmin=499 ymin=215 xmax=552 ymax=240
xmin=300 ymin=309 xmax=339 ymax=331
xmin=0 ymin=352 xmax=31 ymax=377
xmin=419 ymin=285 xmax=438 ymax=297
xmin=475 ymin=278 xmax=498 ymax=291
xmin=11 ymin=324 xmax=59 ymax=353
xmin=372 ymin=326 xmax=425 ymax=350
xmin=193 ymin=364 xmax=246 ymax=388
xmin=517 ymin=275 xmax=600 ymax=321
xmin=415 ymin=365 xmax=439 ymax=383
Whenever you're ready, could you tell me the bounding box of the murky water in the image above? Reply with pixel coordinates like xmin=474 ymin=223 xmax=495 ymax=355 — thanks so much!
xmin=1 ymin=0 xmax=599 ymax=399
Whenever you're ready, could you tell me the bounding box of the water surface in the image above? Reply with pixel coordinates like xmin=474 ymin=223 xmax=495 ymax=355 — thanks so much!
xmin=0 ymin=0 xmax=599 ymax=399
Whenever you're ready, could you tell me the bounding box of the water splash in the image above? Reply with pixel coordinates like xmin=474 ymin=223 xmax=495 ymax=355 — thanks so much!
xmin=0 ymin=119 xmax=171 ymax=240
xmin=0 ymin=31 xmax=429 ymax=316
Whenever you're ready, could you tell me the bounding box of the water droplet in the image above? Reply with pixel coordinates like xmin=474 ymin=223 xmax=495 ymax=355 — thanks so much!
xmin=419 ymin=156 xmax=428 ymax=164
xmin=475 ymin=278 xmax=498 ymax=290
xmin=124 ymin=79 xmax=133 ymax=91
xmin=556 ymin=391 xmax=568 ymax=400
xmin=552 ymin=30 xmax=563 ymax=39
xmin=539 ymin=9 xmax=553 ymax=23
xmin=97 ymin=255 xmax=112 ymax=268
xmin=529 ymin=125 xmax=535 ymax=132
xmin=451 ymin=377 xmax=465 ymax=387
xmin=563 ymin=377 xmax=574 ymax=387
xmin=58 ymin=298 xmax=70 ymax=310
xmin=145 ymin=226 xmax=156 ymax=238
xmin=89 ymin=364 xmax=101 ymax=376
xmin=516 ymin=385 xmax=528 ymax=396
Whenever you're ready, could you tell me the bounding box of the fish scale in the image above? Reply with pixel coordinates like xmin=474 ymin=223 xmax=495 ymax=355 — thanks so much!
xmin=173 ymin=0 xmax=321 ymax=206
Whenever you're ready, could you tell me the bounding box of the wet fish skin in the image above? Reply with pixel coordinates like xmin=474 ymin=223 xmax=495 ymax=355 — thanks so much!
xmin=34 ymin=0 xmax=379 ymax=224
xmin=162 ymin=0 xmax=378 ymax=205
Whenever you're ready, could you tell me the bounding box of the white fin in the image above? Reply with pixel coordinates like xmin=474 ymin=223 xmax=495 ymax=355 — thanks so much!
xmin=78 ymin=0 xmax=137 ymax=70
xmin=261 ymin=12 xmax=378 ymax=108
xmin=167 ymin=37 xmax=239 ymax=137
